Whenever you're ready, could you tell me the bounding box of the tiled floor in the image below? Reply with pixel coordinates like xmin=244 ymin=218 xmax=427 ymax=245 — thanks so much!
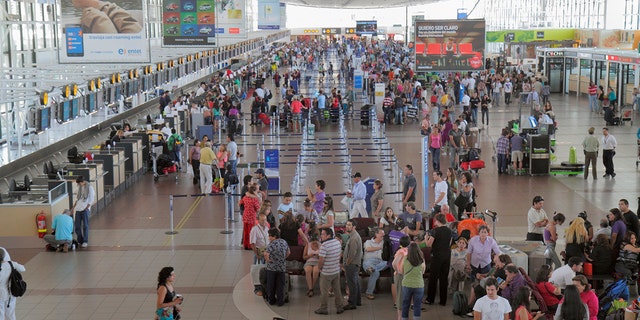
xmin=3 ymin=61 xmax=640 ymax=319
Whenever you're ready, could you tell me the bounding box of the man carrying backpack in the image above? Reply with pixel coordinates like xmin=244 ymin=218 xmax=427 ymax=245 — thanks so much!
xmin=0 ymin=247 xmax=26 ymax=320
xmin=166 ymin=129 xmax=183 ymax=170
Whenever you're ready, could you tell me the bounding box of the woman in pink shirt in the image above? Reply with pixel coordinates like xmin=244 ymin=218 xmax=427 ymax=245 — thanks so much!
xmin=572 ymin=275 xmax=598 ymax=320
xmin=216 ymin=144 xmax=228 ymax=179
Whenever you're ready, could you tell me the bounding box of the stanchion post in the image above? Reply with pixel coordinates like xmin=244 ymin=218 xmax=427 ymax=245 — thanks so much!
xmin=165 ymin=194 xmax=178 ymax=235
xmin=220 ymin=192 xmax=233 ymax=234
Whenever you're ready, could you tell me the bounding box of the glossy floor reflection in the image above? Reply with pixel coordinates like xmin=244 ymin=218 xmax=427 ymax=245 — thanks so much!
xmin=3 ymin=86 xmax=640 ymax=319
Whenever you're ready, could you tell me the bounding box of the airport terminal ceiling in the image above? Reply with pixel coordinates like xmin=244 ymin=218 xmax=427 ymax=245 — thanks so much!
xmin=283 ymin=0 xmax=442 ymax=9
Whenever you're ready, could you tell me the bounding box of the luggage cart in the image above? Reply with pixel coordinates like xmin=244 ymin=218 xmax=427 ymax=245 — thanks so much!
xmin=406 ymin=104 xmax=419 ymax=122
xmin=151 ymin=145 xmax=178 ymax=182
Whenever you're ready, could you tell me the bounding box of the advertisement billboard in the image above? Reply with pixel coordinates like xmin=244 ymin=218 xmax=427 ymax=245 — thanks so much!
xmin=216 ymin=0 xmax=245 ymax=37
xmin=414 ymin=19 xmax=485 ymax=72
xmin=162 ymin=0 xmax=217 ymax=46
xmin=257 ymin=0 xmax=280 ymax=30
xmin=356 ymin=20 xmax=377 ymax=36
xmin=58 ymin=0 xmax=150 ymax=63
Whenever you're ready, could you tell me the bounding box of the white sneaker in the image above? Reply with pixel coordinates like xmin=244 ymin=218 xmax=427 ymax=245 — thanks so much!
xmin=81 ymin=242 xmax=88 ymax=248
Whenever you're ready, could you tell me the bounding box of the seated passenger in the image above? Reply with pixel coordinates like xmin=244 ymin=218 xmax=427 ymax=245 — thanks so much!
xmin=535 ymin=264 xmax=561 ymax=311
xmin=585 ymin=233 xmax=613 ymax=275
xmin=449 ymin=237 xmax=468 ymax=293
xmin=362 ymin=228 xmax=388 ymax=300
xmin=303 ymin=235 xmax=321 ymax=297
xmin=549 ymin=257 xmax=583 ymax=291
xmin=278 ymin=213 xmax=307 ymax=247
xmin=379 ymin=207 xmax=398 ymax=235
xmin=499 ymin=264 xmax=526 ymax=301
xmin=398 ymin=201 xmax=422 ymax=238
xmin=299 ymin=198 xmax=319 ymax=224
xmin=614 ymin=231 xmax=640 ymax=280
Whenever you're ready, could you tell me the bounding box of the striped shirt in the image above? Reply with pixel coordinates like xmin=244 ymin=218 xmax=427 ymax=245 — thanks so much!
xmin=319 ymin=238 xmax=342 ymax=275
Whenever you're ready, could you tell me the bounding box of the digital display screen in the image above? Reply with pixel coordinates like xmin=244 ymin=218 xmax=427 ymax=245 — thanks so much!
xmin=114 ymin=84 xmax=122 ymax=100
xmin=356 ymin=20 xmax=377 ymax=35
xmin=62 ymin=100 xmax=71 ymax=122
xmin=97 ymin=91 xmax=103 ymax=109
xmin=85 ymin=93 xmax=96 ymax=112
xmin=39 ymin=107 xmax=51 ymax=131
xmin=71 ymin=98 xmax=79 ymax=118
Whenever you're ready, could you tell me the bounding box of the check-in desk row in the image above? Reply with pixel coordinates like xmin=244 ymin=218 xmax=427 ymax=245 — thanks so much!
xmin=0 ymin=180 xmax=69 ymax=237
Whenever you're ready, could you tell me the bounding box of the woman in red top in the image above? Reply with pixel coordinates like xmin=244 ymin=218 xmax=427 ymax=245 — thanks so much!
xmin=290 ymin=96 xmax=303 ymax=132
xmin=572 ymin=275 xmax=599 ymax=320
xmin=239 ymin=184 xmax=261 ymax=250
xmin=512 ymin=286 xmax=544 ymax=320
xmin=535 ymin=264 xmax=561 ymax=311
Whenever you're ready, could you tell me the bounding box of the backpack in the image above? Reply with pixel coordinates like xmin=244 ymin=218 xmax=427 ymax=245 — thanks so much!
xmin=468 ymin=148 xmax=480 ymax=160
xmin=452 ymin=291 xmax=469 ymax=316
xmin=598 ymin=279 xmax=629 ymax=319
xmin=381 ymin=235 xmax=393 ymax=261
xmin=169 ymin=134 xmax=182 ymax=152
xmin=8 ymin=261 xmax=27 ymax=297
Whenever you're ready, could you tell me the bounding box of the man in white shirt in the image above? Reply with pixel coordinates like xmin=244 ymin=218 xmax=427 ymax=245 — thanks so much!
xmin=347 ymin=172 xmax=367 ymax=218
xmin=74 ymin=176 xmax=95 ymax=248
xmin=602 ymin=127 xmax=617 ymax=178
xmin=250 ymin=213 xmax=270 ymax=295
xmin=362 ymin=228 xmax=387 ymax=300
xmin=461 ymin=92 xmax=471 ymax=110
xmin=226 ymin=133 xmax=238 ymax=174
xmin=527 ymin=195 xmax=548 ymax=242
xmin=504 ymin=79 xmax=513 ymax=105
xmin=472 ymin=277 xmax=512 ymax=319
xmin=549 ymin=257 xmax=583 ymax=290
xmin=255 ymin=83 xmax=265 ymax=100
xmin=432 ymin=170 xmax=448 ymax=213
xmin=195 ymin=82 xmax=207 ymax=96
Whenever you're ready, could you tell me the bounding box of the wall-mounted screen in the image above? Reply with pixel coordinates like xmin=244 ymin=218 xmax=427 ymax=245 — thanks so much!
xmin=356 ymin=20 xmax=377 ymax=35
xmin=114 ymin=84 xmax=122 ymax=101
xmin=71 ymin=98 xmax=79 ymax=118
xmin=38 ymin=107 xmax=51 ymax=131
xmin=96 ymin=90 xmax=103 ymax=109
xmin=85 ymin=92 xmax=96 ymax=113
xmin=62 ymin=100 xmax=71 ymax=122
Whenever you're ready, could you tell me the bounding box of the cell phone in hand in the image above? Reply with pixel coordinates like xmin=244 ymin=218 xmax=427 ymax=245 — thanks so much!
xmin=496 ymin=277 xmax=504 ymax=284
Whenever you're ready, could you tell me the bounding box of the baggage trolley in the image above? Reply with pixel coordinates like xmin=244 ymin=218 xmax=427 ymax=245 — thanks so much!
xmin=360 ymin=106 xmax=371 ymax=127
xmin=151 ymin=145 xmax=178 ymax=182
xmin=406 ymin=104 xmax=419 ymax=122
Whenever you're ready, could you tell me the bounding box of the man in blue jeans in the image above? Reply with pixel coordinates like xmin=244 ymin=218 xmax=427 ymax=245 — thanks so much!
xmin=343 ymin=219 xmax=362 ymax=310
xmin=363 ymin=228 xmax=387 ymax=300
xmin=74 ymin=176 xmax=95 ymax=248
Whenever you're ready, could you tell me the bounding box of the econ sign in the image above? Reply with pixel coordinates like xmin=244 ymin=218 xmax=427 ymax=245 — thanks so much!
xmin=58 ymin=0 xmax=150 ymax=63
xmin=414 ymin=19 xmax=485 ymax=72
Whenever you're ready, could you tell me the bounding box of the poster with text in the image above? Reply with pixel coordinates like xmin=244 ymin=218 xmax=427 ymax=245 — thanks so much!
xmin=257 ymin=0 xmax=280 ymax=30
xmin=162 ymin=0 xmax=217 ymax=46
xmin=58 ymin=0 xmax=150 ymax=63
xmin=414 ymin=19 xmax=485 ymax=72
xmin=216 ymin=0 xmax=245 ymax=37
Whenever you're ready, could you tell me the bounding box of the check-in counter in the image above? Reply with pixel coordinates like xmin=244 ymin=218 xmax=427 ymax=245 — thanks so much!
xmin=92 ymin=149 xmax=126 ymax=194
xmin=131 ymin=132 xmax=150 ymax=168
xmin=120 ymin=137 xmax=144 ymax=175
xmin=0 ymin=181 xmax=69 ymax=237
